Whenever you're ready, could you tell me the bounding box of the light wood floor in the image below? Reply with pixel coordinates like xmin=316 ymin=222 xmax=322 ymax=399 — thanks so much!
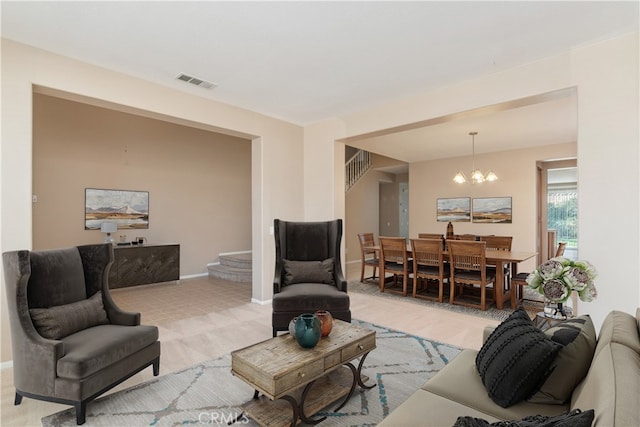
xmin=1 ymin=263 xmax=499 ymax=427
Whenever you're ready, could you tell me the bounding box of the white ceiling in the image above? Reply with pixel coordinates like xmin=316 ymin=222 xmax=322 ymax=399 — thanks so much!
xmin=2 ymin=1 xmax=638 ymax=162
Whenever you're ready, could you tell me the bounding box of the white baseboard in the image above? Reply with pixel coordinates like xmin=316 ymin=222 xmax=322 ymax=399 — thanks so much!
xmin=180 ymin=272 xmax=209 ymax=279
xmin=251 ymin=298 xmax=272 ymax=305
xmin=219 ymin=250 xmax=251 ymax=256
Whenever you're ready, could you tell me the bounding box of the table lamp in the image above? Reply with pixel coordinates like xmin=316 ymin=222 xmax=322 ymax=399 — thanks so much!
xmin=100 ymin=222 xmax=117 ymax=244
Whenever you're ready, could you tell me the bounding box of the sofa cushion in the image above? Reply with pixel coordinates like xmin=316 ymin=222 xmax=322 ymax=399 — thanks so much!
xmin=272 ymin=283 xmax=349 ymax=312
xmin=453 ymin=408 xmax=594 ymax=427
xmin=30 ymin=291 xmax=109 ymax=340
xmin=57 ymin=324 xmax=159 ymax=379
xmin=475 ymin=307 xmax=561 ymax=408
xmin=377 ymin=389 xmax=502 ymax=427
xmin=282 ymin=258 xmax=334 ymax=285
xmin=528 ymin=315 xmax=596 ymax=404
xmin=593 ymin=310 xmax=640 ymax=357
xmin=424 ymin=350 xmax=569 ymax=421
xmin=572 ymin=326 xmax=640 ymax=427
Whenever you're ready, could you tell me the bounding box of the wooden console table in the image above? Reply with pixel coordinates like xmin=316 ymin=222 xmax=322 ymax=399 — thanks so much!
xmin=109 ymin=244 xmax=180 ymax=289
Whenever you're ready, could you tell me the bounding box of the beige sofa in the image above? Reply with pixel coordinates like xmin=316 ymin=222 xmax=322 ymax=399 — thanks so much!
xmin=379 ymin=309 xmax=640 ymax=427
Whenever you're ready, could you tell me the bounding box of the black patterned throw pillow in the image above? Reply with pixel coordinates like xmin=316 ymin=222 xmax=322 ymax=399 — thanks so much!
xmin=475 ymin=307 xmax=562 ymax=407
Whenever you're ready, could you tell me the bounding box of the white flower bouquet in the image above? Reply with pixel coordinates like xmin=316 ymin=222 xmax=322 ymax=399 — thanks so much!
xmin=526 ymin=257 xmax=598 ymax=303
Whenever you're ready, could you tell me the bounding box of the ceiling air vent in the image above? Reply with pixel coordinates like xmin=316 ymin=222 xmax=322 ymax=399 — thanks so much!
xmin=176 ymin=73 xmax=217 ymax=89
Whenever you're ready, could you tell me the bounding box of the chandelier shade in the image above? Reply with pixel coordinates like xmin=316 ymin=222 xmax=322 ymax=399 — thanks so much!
xmin=453 ymin=132 xmax=497 ymax=184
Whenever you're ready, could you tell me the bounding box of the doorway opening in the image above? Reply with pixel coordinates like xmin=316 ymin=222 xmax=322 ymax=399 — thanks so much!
xmin=537 ymin=159 xmax=578 ymax=262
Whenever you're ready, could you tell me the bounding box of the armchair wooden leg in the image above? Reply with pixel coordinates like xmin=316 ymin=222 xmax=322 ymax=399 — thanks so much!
xmin=153 ymin=358 xmax=160 ymax=376
xmin=75 ymin=401 xmax=87 ymax=425
xmin=14 ymin=392 xmax=22 ymax=405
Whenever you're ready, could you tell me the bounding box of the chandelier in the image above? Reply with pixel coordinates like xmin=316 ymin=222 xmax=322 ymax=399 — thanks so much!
xmin=453 ymin=131 xmax=498 ymax=184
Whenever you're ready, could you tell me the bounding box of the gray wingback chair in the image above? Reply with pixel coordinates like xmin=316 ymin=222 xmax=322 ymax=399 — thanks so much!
xmin=272 ymin=219 xmax=351 ymax=336
xmin=2 ymin=244 xmax=160 ymax=425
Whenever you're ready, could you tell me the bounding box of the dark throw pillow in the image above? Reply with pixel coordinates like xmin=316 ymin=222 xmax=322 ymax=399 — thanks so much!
xmin=282 ymin=258 xmax=334 ymax=286
xmin=475 ymin=307 xmax=562 ymax=408
xmin=453 ymin=408 xmax=595 ymax=427
xmin=528 ymin=315 xmax=596 ymax=404
xmin=30 ymin=291 xmax=109 ymax=340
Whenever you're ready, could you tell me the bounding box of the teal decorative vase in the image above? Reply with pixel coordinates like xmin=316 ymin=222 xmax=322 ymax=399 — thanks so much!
xmin=294 ymin=313 xmax=322 ymax=348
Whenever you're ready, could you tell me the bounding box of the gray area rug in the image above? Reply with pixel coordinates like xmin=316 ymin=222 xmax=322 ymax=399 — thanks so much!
xmin=349 ymin=279 xmax=544 ymax=321
xmin=41 ymin=320 xmax=461 ymax=427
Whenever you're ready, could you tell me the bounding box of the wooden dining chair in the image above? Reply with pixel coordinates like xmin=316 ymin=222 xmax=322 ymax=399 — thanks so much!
xmin=455 ymin=234 xmax=478 ymax=241
xmin=481 ymin=235 xmax=513 ymax=287
xmin=511 ymin=242 xmax=567 ymax=308
xmin=448 ymin=240 xmax=495 ymax=311
xmin=357 ymin=233 xmax=378 ymax=282
xmin=418 ymin=233 xmax=444 ymax=240
xmin=378 ymin=237 xmax=412 ymax=296
xmin=410 ymin=238 xmax=448 ymax=302
xmin=555 ymin=242 xmax=567 ymax=257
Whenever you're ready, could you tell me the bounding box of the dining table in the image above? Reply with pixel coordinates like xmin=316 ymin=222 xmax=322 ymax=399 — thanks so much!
xmin=366 ymin=244 xmax=536 ymax=310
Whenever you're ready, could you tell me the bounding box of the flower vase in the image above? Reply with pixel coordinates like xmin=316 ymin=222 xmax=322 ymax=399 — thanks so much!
xmin=543 ymin=300 xmax=568 ymax=319
xmin=314 ymin=310 xmax=333 ymax=337
xmin=294 ymin=313 xmax=322 ymax=348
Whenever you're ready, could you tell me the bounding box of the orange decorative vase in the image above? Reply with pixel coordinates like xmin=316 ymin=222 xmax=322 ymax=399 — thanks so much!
xmin=315 ymin=310 xmax=333 ymax=337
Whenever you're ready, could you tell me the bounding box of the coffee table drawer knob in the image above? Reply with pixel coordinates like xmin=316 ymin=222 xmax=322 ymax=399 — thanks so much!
xmin=358 ymin=344 xmax=364 ymax=350
xmin=299 ymin=372 xmax=305 ymax=378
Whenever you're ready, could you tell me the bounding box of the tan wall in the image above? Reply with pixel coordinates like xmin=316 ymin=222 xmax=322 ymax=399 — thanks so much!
xmin=409 ymin=142 xmax=577 ymax=273
xmin=335 ymin=33 xmax=639 ymax=330
xmin=344 ymin=155 xmax=397 ymax=263
xmin=32 ymin=94 xmax=251 ymax=275
xmin=2 ymin=39 xmax=304 ymax=363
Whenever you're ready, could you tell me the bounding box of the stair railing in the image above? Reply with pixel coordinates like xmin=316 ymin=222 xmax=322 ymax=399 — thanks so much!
xmin=345 ymin=149 xmax=372 ymax=192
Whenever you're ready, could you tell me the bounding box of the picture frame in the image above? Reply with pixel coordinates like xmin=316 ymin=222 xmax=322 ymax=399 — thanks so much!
xmin=85 ymin=188 xmax=149 ymax=230
xmin=472 ymin=197 xmax=512 ymax=223
xmin=437 ymin=197 xmax=471 ymax=222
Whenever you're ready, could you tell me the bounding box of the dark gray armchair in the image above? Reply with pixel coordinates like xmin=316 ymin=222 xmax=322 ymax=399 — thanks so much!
xmin=2 ymin=244 xmax=160 ymax=425
xmin=272 ymin=219 xmax=351 ymax=336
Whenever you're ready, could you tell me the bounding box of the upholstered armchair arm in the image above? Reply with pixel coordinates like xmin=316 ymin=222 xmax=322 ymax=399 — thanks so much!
xmin=102 ymin=290 xmax=141 ymax=326
xmin=335 ymin=270 xmax=347 ymax=292
xmin=273 ymin=261 xmax=283 ymax=294
xmin=2 ymin=250 xmax=65 ymax=395
xmin=333 ymin=261 xmax=347 ymax=292
xmin=77 ymin=244 xmax=141 ymax=326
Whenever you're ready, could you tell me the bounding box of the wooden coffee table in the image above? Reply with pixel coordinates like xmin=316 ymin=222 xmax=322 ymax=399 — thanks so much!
xmin=231 ymin=319 xmax=376 ymax=427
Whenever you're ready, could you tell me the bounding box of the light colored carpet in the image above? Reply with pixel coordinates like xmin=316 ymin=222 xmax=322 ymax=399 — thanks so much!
xmin=41 ymin=320 xmax=462 ymax=427
xmin=349 ymin=280 xmax=544 ymax=321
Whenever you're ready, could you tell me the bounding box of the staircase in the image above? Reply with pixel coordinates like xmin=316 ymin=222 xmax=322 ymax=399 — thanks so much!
xmin=345 ymin=149 xmax=372 ymax=192
xmin=207 ymin=252 xmax=252 ymax=283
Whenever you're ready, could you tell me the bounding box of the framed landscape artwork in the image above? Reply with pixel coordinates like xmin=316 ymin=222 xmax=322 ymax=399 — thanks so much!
xmin=472 ymin=197 xmax=512 ymax=223
xmin=85 ymin=188 xmax=149 ymax=230
xmin=437 ymin=197 xmax=471 ymax=222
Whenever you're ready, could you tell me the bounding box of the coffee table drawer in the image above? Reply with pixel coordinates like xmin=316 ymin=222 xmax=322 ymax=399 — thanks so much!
xmin=276 ymin=359 xmax=324 ymax=394
xmin=342 ymin=334 xmax=376 ymax=361
xmin=324 ymin=351 xmax=342 ymax=370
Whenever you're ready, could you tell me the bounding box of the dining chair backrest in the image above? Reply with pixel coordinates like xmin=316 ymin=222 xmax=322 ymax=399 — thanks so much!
xmin=418 ymin=233 xmax=444 ymax=240
xmin=456 ymin=234 xmax=478 ymax=241
xmin=358 ymin=233 xmax=377 ymax=257
xmin=555 ymin=242 xmax=567 ymax=257
xmin=480 ymin=235 xmax=512 ymax=251
xmin=379 ymin=237 xmax=408 ymax=265
xmin=410 ymin=238 xmax=443 ymax=269
xmin=448 ymin=240 xmax=487 ymax=273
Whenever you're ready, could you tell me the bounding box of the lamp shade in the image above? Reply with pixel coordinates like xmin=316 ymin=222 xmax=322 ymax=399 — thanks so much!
xmin=100 ymin=222 xmax=118 ymax=233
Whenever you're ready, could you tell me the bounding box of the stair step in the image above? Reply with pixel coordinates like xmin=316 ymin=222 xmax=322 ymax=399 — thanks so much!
xmin=220 ymin=253 xmax=252 ymax=269
xmin=207 ymin=264 xmax=252 ymax=283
